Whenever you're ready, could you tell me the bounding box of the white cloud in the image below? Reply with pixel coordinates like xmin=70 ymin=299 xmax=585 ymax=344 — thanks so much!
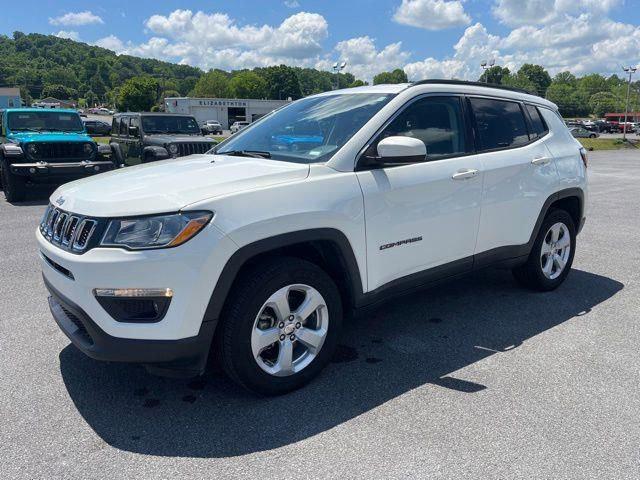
xmin=284 ymin=0 xmax=300 ymax=7
xmin=493 ymin=0 xmax=620 ymax=26
xmin=393 ymin=0 xmax=471 ymax=30
xmin=49 ymin=11 xmax=104 ymax=26
xmin=53 ymin=30 xmax=80 ymax=41
xmin=138 ymin=10 xmax=328 ymax=68
xmin=317 ymin=36 xmax=411 ymax=81
xmin=94 ymin=35 xmax=125 ymax=52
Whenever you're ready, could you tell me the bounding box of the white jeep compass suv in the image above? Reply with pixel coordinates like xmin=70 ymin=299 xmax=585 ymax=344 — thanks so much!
xmin=38 ymin=81 xmax=587 ymax=395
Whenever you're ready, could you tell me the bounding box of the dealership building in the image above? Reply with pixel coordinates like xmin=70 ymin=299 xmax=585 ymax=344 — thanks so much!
xmin=164 ymin=97 xmax=290 ymax=129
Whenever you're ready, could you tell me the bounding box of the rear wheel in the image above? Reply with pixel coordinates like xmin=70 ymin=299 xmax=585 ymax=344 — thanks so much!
xmin=1 ymin=157 xmax=26 ymax=202
xmin=219 ymin=257 xmax=342 ymax=395
xmin=513 ymin=209 xmax=576 ymax=291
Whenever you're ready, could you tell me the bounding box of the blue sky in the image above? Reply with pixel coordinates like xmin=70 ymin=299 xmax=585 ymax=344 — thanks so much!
xmin=2 ymin=0 xmax=640 ymax=81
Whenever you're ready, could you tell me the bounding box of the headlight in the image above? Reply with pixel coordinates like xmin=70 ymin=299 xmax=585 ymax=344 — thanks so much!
xmin=100 ymin=211 xmax=213 ymax=250
xmin=27 ymin=143 xmax=38 ymax=156
xmin=83 ymin=143 xmax=94 ymax=154
xmin=168 ymin=144 xmax=178 ymax=154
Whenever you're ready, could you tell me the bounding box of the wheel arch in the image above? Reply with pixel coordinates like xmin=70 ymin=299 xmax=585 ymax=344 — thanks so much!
xmin=528 ymin=187 xmax=584 ymax=247
xmin=202 ymin=229 xmax=365 ymax=326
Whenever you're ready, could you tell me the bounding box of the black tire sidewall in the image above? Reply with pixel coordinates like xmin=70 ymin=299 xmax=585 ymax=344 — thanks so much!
xmin=223 ymin=259 xmax=342 ymax=395
xmin=1 ymin=156 xmax=25 ymax=202
xmin=529 ymin=209 xmax=576 ymax=290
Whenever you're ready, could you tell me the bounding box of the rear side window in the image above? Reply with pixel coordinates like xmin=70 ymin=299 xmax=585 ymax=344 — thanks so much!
xmin=376 ymin=96 xmax=467 ymax=160
xmin=470 ymin=98 xmax=529 ymax=151
xmin=112 ymin=118 xmax=120 ymax=136
xmin=525 ymin=104 xmax=548 ymax=139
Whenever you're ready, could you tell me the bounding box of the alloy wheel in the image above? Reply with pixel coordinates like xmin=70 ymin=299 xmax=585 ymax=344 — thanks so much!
xmin=540 ymin=222 xmax=571 ymax=280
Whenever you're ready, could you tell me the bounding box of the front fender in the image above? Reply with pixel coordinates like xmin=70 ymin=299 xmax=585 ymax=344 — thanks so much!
xmin=143 ymin=145 xmax=170 ymax=161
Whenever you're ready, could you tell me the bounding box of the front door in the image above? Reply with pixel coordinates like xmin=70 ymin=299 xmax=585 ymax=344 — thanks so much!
xmin=356 ymin=95 xmax=483 ymax=292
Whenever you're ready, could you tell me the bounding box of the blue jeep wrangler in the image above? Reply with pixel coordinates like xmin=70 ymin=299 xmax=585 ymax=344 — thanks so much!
xmin=0 ymin=108 xmax=113 ymax=202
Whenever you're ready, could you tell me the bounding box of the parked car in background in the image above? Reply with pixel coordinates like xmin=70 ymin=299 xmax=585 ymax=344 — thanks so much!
xmin=39 ymin=81 xmax=587 ymax=395
xmin=230 ymin=120 xmax=250 ymax=134
xmin=594 ymin=120 xmax=614 ymax=133
xmin=0 ymin=108 xmax=113 ymax=201
xmin=201 ymin=120 xmax=223 ymax=135
xmin=109 ymin=112 xmax=217 ymax=166
xmin=82 ymin=119 xmax=111 ymax=136
xmin=570 ymin=127 xmax=599 ymax=138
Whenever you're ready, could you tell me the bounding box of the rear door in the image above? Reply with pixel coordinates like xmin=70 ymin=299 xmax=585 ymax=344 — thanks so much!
xmin=357 ymin=95 xmax=483 ymax=291
xmin=469 ymin=97 xmax=558 ymax=262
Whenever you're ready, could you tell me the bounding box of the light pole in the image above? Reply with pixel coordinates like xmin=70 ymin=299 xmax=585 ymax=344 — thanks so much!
xmin=622 ymin=66 xmax=637 ymax=141
xmin=332 ymin=61 xmax=347 ymax=90
xmin=480 ymin=59 xmax=495 ymax=83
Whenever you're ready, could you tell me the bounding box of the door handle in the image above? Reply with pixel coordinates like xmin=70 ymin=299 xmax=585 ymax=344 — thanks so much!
xmin=531 ymin=156 xmax=552 ymax=166
xmin=452 ymin=169 xmax=479 ymax=180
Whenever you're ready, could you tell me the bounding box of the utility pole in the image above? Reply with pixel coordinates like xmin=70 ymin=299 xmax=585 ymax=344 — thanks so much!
xmin=332 ymin=61 xmax=346 ymax=90
xmin=622 ymin=66 xmax=637 ymax=141
xmin=480 ymin=59 xmax=495 ymax=83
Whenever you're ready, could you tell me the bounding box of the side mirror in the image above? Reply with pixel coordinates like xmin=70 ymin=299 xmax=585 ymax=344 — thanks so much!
xmin=376 ymin=136 xmax=426 ymax=163
xmin=128 ymin=125 xmax=139 ymax=137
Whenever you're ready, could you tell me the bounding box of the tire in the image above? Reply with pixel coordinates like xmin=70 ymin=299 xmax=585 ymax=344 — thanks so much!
xmin=512 ymin=209 xmax=576 ymax=291
xmin=589 ymin=134 xmax=596 ymax=138
xmin=219 ymin=256 xmax=342 ymax=395
xmin=1 ymin=157 xmax=26 ymax=202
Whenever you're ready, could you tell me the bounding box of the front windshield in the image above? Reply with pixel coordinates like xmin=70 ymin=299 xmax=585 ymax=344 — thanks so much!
xmin=215 ymin=93 xmax=395 ymax=163
xmin=7 ymin=111 xmax=84 ymax=132
xmin=142 ymin=116 xmax=200 ymax=134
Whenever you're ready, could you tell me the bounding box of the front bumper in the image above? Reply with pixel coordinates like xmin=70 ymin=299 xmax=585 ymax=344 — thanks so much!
xmin=45 ymin=276 xmax=215 ymax=376
xmin=11 ymin=160 xmax=114 ymax=178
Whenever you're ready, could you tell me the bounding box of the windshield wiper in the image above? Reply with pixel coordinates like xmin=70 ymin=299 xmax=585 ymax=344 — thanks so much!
xmin=218 ymin=150 xmax=272 ymax=159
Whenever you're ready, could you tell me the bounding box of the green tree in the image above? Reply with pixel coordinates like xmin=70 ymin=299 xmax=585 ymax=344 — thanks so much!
xmin=349 ymin=79 xmax=368 ymax=87
xmin=191 ymin=70 xmax=231 ymax=97
xmin=589 ymin=91 xmax=622 ymax=117
xmin=229 ymin=71 xmax=267 ymax=98
xmin=577 ymin=74 xmax=608 ymax=98
xmin=373 ymin=68 xmax=408 ymax=85
xmin=258 ymin=65 xmax=302 ymax=100
xmin=517 ymin=64 xmax=552 ymax=96
xmin=502 ymin=72 xmax=538 ymax=93
xmin=117 ymin=76 xmax=158 ymax=111
xmin=553 ymin=71 xmax=577 ymax=86
xmin=42 ymin=84 xmax=77 ymax=100
xmin=478 ymin=66 xmax=510 ymax=84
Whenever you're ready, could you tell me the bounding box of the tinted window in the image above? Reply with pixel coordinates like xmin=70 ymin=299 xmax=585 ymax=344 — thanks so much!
xmin=141 ymin=115 xmax=199 ymax=134
xmin=119 ymin=117 xmax=129 ymax=136
xmin=525 ymin=104 xmax=548 ymax=138
xmin=470 ymin=98 xmax=529 ymax=150
xmin=377 ymin=96 xmax=466 ymax=160
xmin=111 ymin=118 xmax=119 ymax=135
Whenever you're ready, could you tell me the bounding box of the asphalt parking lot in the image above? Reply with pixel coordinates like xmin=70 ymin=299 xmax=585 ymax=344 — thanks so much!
xmin=1 ymin=150 xmax=639 ymax=479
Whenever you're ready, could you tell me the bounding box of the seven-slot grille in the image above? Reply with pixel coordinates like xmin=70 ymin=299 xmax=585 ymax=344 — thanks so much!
xmin=176 ymin=142 xmax=213 ymax=157
xmin=29 ymin=142 xmax=92 ymax=161
xmin=40 ymin=204 xmax=97 ymax=253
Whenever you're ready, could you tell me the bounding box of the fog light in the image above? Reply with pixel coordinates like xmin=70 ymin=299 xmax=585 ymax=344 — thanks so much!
xmin=94 ymin=288 xmax=173 ymax=297
xmin=93 ymin=288 xmax=173 ymax=323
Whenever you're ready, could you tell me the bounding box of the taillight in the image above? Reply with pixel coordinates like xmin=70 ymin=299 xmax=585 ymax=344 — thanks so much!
xmin=579 ymin=147 xmax=588 ymax=168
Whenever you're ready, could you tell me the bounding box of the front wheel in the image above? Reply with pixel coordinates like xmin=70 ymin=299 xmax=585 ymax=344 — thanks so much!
xmin=1 ymin=158 xmax=26 ymax=202
xmin=219 ymin=257 xmax=342 ymax=395
xmin=512 ymin=209 xmax=576 ymax=291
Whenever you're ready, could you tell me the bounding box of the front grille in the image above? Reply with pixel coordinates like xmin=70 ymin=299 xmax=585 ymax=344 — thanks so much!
xmin=30 ymin=142 xmax=92 ymax=161
xmin=176 ymin=142 xmax=212 ymax=157
xmin=40 ymin=204 xmax=99 ymax=254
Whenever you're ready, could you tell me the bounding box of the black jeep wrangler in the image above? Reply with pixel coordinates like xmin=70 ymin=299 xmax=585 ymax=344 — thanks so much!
xmin=109 ymin=113 xmax=217 ymax=166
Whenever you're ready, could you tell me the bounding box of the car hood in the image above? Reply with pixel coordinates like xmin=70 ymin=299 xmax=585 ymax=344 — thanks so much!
xmin=143 ymin=134 xmax=215 ymax=145
xmin=50 ymin=154 xmax=310 ymax=217
xmin=8 ymin=131 xmax=92 ymax=144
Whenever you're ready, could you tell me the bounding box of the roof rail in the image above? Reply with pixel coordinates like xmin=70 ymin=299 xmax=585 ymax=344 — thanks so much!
xmin=411 ymin=79 xmax=535 ymax=96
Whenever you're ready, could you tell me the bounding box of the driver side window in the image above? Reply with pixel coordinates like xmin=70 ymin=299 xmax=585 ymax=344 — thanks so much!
xmin=371 ymin=96 xmax=467 ymax=162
